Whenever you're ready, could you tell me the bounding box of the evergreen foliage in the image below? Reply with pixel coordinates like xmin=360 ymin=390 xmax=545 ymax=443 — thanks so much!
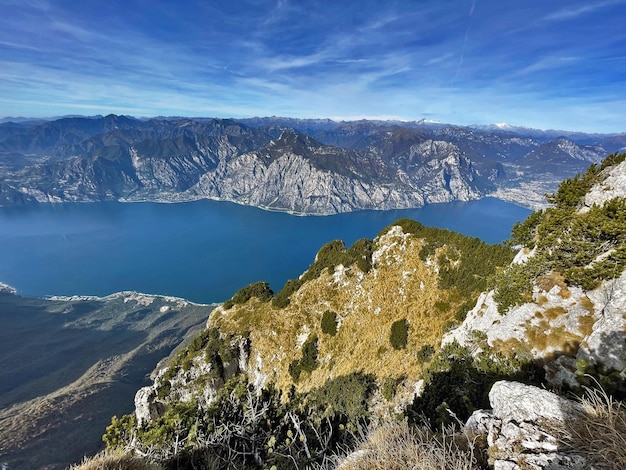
xmin=273 ymin=238 xmax=373 ymax=308
xmin=575 ymin=358 xmax=626 ymax=400
xmin=509 ymin=209 xmax=545 ymax=247
xmin=416 ymin=344 xmax=435 ymax=363
xmin=379 ymin=218 xmax=515 ymax=299
xmin=494 ymin=153 xmax=626 ymax=312
xmin=104 ymin=374 xmax=370 ymax=469
xmin=321 ymin=310 xmax=338 ymax=336
xmin=271 ymin=278 xmax=302 ymax=308
xmin=223 ymin=281 xmax=273 ymax=310
xmin=102 ymin=414 xmax=136 ymax=450
xmin=288 ymin=334 xmax=319 ymax=382
xmin=156 ymin=328 xmax=237 ymax=398
xmin=306 ymin=372 xmax=376 ymax=424
xmin=390 ymin=318 xmax=409 ymax=350
xmin=408 ymin=343 xmax=543 ymax=428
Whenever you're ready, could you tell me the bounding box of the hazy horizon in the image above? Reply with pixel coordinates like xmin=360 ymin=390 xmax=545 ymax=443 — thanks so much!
xmin=1 ymin=1 xmax=625 ymax=133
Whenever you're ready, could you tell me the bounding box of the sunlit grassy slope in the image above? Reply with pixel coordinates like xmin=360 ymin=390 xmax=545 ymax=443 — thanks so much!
xmin=211 ymin=220 xmax=514 ymax=392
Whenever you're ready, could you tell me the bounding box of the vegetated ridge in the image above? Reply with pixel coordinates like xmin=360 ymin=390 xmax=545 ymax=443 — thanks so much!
xmin=93 ymin=153 xmax=626 ymax=469
xmin=1 ymin=115 xmax=624 ymax=212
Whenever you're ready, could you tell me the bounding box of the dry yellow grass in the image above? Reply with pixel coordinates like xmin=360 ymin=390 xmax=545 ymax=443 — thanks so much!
xmin=580 ymin=295 xmax=595 ymax=313
xmin=536 ymin=271 xmax=567 ymax=292
xmin=544 ymin=306 xmax=567 ymax=321
xmin=334 ymin=421 xmax=480 ymax=470
xmin=69 ymin=450 xmax=161 ymax=470
xmin=211 ymin=229 xmax=463 ymax=392
xmin=490 ymin=337 xmax=529 ymax=357
xmin=577 ymin=314 xmax=596 ymax=338
xmin=550 ymin=386 xmax=626 ymax=470
xmin=524 ymin=317 xmax=582 ymax=355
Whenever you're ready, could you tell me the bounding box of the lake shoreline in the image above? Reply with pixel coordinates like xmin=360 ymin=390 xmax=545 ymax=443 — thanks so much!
xmin=0 ymin=197 xmax=530 ymax=304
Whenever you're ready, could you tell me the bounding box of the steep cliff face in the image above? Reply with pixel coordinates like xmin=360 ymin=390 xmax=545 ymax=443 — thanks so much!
xmin=1 ymin=115 xmax=615 ymax=213
xmin=183 ymin=133 xmax=485 ymax=214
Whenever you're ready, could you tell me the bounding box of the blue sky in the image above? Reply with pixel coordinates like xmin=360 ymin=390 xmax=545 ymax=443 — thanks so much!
xmin=1 ymin=0 xmax=625 ymax=132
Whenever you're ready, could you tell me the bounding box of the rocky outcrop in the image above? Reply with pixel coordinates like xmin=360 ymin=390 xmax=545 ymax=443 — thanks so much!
xmin=175 ymin=134 xmax=487 ymax=214
xmin=134 ymin=334 xmax=250 ymax=427
xmin=582 ymin=157 xmax=626 ymax=211
xmin=465 ymin=381 xmax=587 ymax=470
xmin=444 ymin=155 xmax=626 ymax=388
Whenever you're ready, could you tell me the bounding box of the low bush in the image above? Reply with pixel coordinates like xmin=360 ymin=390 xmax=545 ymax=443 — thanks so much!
xmin=306 ymin=372 xmax=376 ymax=424
xmin=223 ymin=281 xmax=273 ymax=309
xmin=273 ymin=238 xmax=374 ymax=308
xmin=495 ymin=153 xmax=626 ymax=312
xmin=408 ymin=343 xmax=543 ymax=428
xmin=390 ymin=318 xmax=409 ymax=350
xmin=289 ymin=334 xmax=319 ymax=381
xmin=321 ymin=310 xmax=338 ymax=336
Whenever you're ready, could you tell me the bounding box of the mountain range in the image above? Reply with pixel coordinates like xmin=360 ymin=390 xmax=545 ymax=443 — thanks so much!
xmin=1 ymin=115 xmax=624 ymax=213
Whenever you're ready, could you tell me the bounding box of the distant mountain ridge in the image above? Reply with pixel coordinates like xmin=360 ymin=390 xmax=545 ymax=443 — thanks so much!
xmin=0 ymin=115 xmax=624 ymax=212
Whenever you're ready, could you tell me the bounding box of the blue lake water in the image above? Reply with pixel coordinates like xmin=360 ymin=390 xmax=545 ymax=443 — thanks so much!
xmin=0 ymin=198 xmax=530 ymax=303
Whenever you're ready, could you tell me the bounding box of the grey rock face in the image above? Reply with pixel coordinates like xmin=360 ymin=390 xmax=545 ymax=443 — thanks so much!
xmin=134 ymin=387 xmax=167 ymax=427
xmin=132 ymin=332 xmax=250 ymax=427
xmin=466 ymin=381 xmax=587 ymax=470
xmin=1 ymin=115 xmax=611 ymax=213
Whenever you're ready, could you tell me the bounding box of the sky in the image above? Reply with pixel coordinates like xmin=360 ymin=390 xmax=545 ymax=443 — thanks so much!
xmin=1 ymin=0 xmax=625 ymax=133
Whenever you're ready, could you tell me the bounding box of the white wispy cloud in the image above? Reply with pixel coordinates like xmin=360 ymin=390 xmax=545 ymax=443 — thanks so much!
xmin=542 ymin=0 xmax=625 ymax=22
xmin=0 ymin=1 xmax=624 ymax=132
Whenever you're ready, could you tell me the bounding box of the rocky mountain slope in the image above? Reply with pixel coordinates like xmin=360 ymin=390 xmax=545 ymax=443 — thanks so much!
xmin=91 ymin=153 xmax=626 ymax=469
xmin=0 ymin=290 xmax=214 ymax=470
xmin=1 ymin=115 xmax=623 ymax=213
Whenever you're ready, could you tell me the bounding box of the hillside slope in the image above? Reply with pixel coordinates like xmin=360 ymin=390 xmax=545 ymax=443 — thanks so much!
xmin=0 ymin=291 xmax=214 ymax=470
xmin=86 ymin=153 xmax=626 ymax=469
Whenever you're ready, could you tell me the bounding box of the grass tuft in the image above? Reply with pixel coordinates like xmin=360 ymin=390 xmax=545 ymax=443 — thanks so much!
xmin=335 ymin=421 xmax=480 ymax=470
xmin=69 ymin=450 xmax=161 ymax=470
xmin=559 ymin=385 xmax=626 ymax=469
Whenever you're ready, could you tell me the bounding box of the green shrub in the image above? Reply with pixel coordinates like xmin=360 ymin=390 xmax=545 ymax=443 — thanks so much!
xmin=102 ymin=414 xmax=137 ymax=450
xmin=408 ymin=344 xmax=543 ymax=428
xmin=272 ymin=278 xmax=303 ymax=308
xmin=321 ymin=310 xmax=338 ymax=336
xmin=390 ymin=319 xmax=409 ymax=350
xmin=575 ymin=358 xmax=626 ymax=399
xmin=300 ymin=334 xmax=319 ymax=373
xmin=223 ymin=281 xmax=273 ymax=309
xmin=288 ymin=359 xmax=302 ymax=382
xmin=381 ymin=377 xmax=400 ymax=401
xmin=416 ymin=344 xmax=435 ymax=363
xmin=379 ymin=218 xmax=515 ymax=302
xmin=307 ymin=372 xmax=376 ymax=424
xmin=273 ymin=238 xmax=374 ymax=309
xmin=289 ymin=334 xmax=319 ymax=381
xmin=494 ymin=154 xmax=626 ymax=312
xmin=347 ymin=238 xmax=374 ymax=273
xmin=509 ymin=209 xmax=545 ymax=247
xmin=154 ymin=328 xmax=238 ymax=399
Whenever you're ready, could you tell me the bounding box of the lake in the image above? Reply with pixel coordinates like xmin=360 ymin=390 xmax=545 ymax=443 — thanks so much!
xmin=0 ymin=198 xmax=530 ymax=303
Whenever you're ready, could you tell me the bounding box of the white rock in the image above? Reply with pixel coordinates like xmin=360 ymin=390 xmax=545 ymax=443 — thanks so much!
xmin=581 ymin=158 xmax=626 ymax=212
